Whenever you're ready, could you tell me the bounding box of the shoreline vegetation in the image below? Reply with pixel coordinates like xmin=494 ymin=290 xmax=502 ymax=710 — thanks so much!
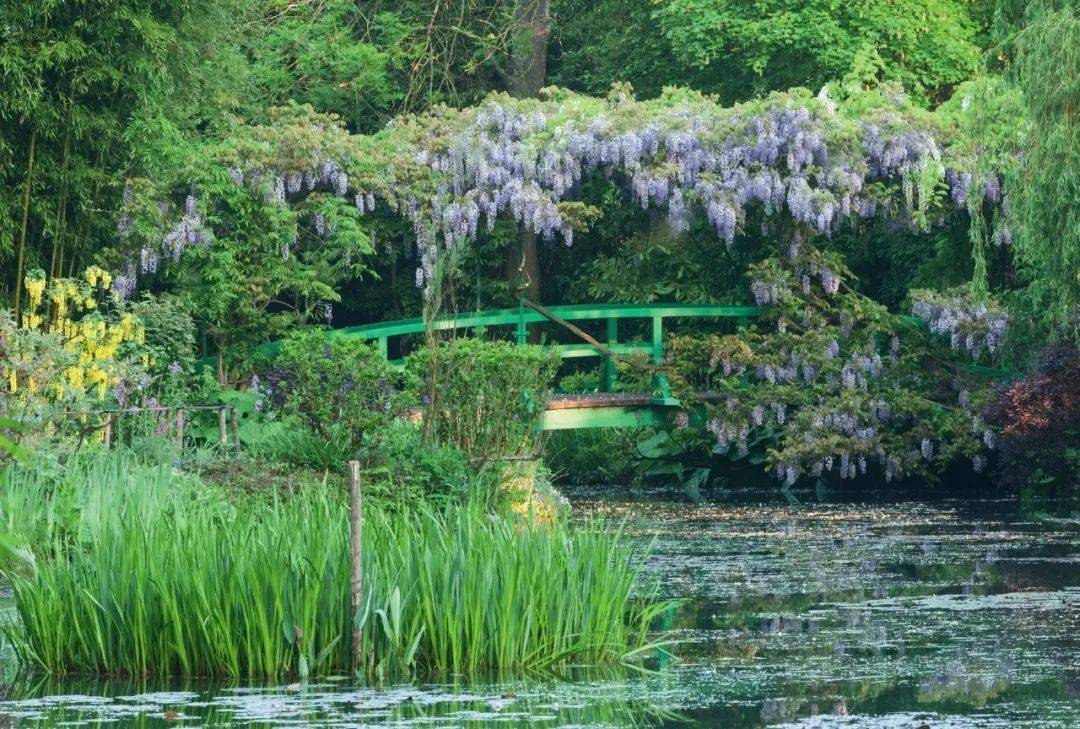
xmin=1 ymin=450 xmax=671 ymax=679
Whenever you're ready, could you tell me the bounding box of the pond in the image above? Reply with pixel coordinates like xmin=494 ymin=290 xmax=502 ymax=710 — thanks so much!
xmin=1 ymin=488 xmax=1076 ymax=727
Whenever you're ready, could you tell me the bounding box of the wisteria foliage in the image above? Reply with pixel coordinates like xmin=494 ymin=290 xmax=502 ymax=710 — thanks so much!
xmin=116 ymin=86 xmax=1008 ymax=299
xmin=911 ymin=288 xmax=1009 ymax=358
xmin=112 ymin=90 xmax=1010 ymax=484
xmin=667 ymin=254 xmax=998 ymax=486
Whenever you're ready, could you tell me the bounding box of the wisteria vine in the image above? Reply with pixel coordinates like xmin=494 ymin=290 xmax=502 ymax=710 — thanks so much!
xmin=115 ymin=86 xmax=1009 ymax=300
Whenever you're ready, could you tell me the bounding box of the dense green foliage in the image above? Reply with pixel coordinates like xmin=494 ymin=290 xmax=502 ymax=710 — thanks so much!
xmin=406 ymin=339 xmax=561 ymax=462
xmin=0 ymin=0 xmax=243 ymax=312
xmin=655 ymin=0 xmax=983 ymax=104
xmin=999 ymin=2 xmax=1080 ymax=337
xmin=271 ymin=329 xmax=409 ymax=446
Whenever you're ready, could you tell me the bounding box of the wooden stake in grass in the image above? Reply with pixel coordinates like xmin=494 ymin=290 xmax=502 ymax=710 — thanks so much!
xmin=218 ymin=407 xmax=228 ymax=450
xmin=176 ymin=408 xmax=185 ymax=451
xmin=348 ymin=460 xmax=363 ymax=671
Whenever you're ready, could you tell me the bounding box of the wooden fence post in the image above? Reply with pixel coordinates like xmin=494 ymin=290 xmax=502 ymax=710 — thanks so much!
xmin=348 ymin=460 xmax=364 ymax=671
xmin=176 ymin=408 xmax=185 ymax=451
xmin=218 ymin=407 xmax=228 ymax=450
xmin=103 ymin=413 xmax=112 ymax=449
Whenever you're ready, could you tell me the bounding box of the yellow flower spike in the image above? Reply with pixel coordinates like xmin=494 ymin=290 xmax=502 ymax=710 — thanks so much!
xmin=7 ymin=370 xmax=16 ymax=394
xmin=25 ymin=276 xmax=46 ymax=310
xmin=66 ymin=367 xmax=84 ymax=389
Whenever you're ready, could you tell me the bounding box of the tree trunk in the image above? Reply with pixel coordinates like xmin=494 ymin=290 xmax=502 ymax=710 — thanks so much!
xmin=509 ymin=0 xmax=550 ymax=98
xmin=507 ymin=0 xmax=550 ymax=307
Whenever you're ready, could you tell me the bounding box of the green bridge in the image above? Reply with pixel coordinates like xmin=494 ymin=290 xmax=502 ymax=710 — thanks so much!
xmin=330 ymin=303 xmax=763 ymax=431
xmin=316 ymin=302 xmax=1011 ymax=432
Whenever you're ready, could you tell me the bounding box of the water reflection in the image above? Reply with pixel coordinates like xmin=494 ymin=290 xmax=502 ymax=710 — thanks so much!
xmin=0 ymin=667 xmax=685 ymax=727
xmin=0 ymin=490 xmax=1076 ymax=727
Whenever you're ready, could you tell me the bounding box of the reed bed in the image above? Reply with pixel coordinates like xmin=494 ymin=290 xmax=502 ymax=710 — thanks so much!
xmin=2 ymin=454 xmax=667 ymax=678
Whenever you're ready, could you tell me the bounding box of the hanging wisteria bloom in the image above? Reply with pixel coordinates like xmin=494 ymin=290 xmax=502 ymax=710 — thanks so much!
xmin=911 ymin=288 xmax=1008 ymax=358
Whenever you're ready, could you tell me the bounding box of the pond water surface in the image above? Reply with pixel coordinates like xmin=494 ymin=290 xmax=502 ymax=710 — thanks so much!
xmin=1 ymin=488 xmax=1077 ymax=727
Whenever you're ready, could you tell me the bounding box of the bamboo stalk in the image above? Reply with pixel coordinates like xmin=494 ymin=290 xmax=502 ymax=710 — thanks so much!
xmin=13 ymin=129 xmax=37 ymax=327
xmin=48 ymin=119 xmax=71 ymax=287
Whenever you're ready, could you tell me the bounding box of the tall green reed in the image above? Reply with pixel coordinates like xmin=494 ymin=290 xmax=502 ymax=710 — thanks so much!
xmin=3 ymin=453 xmax=669 ymax=678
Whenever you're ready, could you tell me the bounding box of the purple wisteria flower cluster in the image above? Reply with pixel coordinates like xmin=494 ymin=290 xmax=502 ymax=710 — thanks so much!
xmin=393 ymin=93 xmax=966 ymax=286
xmin=911 ymin=289 xmax=1008 ymax=357
xmin=113 ymin=148 xmax=379 ymax=301
xmin=120 ymin=90 xmax=1006 ymax=299
xmin=114 ymin=190 xmax=214 ymax=302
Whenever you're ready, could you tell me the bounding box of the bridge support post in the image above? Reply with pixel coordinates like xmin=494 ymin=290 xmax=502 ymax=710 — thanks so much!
xmin=650 ymin=316 xmax=675 ymax=403
xmin=516 ymin=296 xmax=528 ymax=345
xmin=601 ymin=318 xmax=617 ymax=392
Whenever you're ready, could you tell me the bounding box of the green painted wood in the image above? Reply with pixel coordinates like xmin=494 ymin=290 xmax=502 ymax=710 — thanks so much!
xmin=537 ymin=404 xmax=673 ymax=431
xmin=552 ymin=343 xmax=649 ymax=359
xmin=651 ymin=316 xmax=663 ymax=365
xmin=602 ymin=318 xmax=618 ymax=392
xmin=331 ymin=304 xmax=767 ymax=341
xmin=516 ymin=297 xmax=528 ymax=345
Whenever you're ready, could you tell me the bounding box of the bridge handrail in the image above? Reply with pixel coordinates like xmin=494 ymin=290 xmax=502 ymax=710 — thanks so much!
xmin=329 ymin=303 xmax=764 ymax=392
xmin=330 ymin=303 xmax=765 ymax=341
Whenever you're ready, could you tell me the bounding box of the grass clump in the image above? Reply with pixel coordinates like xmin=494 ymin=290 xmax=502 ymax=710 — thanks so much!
xmin=2 ymin=453 xmax=668 ymax=679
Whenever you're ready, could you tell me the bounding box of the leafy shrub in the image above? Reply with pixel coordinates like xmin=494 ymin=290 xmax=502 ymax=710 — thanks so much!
xmin=546 ymin=428 xmax=642 ymax=486
xmin=362 ymin=421 xmax=483 ymax=509
xmin=267 ymin=329 xmax=412 ymax=449
xmin=983 ymin=345 xmax=1080 ymax=495
xmin=209 ymin=417 xmax=481 ymax=507
xmin=123 ymin=295 xmax=198 ymax=401
xmin=662 ymin=261 xmax=1000 ymax=487
xmin=406 ymin=339 xmax=560 ymax=462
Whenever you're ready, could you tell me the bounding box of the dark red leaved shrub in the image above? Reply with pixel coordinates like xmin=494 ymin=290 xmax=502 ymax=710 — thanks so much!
xmin=983 ymin=346 xmax=1080 ymax=491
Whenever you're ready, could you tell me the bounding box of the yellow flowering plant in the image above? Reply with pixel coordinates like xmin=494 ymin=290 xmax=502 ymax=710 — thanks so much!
xmin=1 ymin=269 xmax=148 ymax=421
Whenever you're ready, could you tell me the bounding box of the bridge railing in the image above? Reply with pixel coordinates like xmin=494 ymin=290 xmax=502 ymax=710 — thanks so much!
xmin=330 ymin=303 xmax=766 ymax=393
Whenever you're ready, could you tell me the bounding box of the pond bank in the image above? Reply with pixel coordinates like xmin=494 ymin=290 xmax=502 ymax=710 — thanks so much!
xmin=1 ymin=488 xmax=1077 ymax=727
